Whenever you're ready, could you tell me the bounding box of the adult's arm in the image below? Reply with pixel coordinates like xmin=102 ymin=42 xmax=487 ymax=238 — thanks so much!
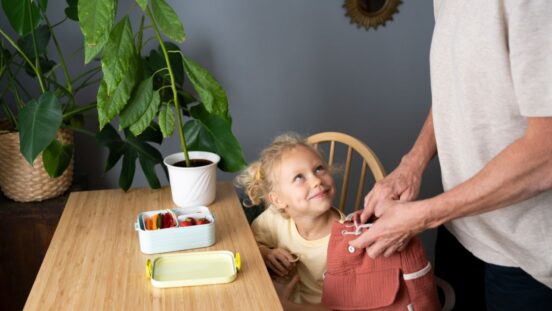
xmin=361 ymin=108 xmax=437 ymax=222
xmin=351 ymin=117 xmax=552 ymax=258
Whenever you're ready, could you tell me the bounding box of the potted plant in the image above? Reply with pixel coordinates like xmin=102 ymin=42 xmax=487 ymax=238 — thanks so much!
xmin=77 ymin=0 xmax=246 ymax=206
xmin=0 ymin=0 xmax=98 ymax=202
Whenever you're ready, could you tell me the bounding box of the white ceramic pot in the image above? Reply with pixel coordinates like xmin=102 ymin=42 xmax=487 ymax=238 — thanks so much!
xmin=163 ymin=151 xmax=221 ymax=207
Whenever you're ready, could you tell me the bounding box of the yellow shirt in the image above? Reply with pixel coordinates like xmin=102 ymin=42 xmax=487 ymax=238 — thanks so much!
xmin=251 ymin=207 xmax=344 ymax=304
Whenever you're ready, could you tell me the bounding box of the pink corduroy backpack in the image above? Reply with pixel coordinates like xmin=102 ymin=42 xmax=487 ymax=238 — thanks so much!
xmin=322 ymin=220 xmax=441 ymax=311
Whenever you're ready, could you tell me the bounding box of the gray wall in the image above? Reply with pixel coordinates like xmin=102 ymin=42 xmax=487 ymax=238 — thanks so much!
xmin=2 ymin=0 xmax=441 ymax=256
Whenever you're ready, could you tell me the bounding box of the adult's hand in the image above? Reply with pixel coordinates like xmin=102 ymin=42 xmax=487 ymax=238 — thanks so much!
xmin=361 ymin=161 xmax=423 ymax=224
xmin=350 ymin=199 xmax=427 ymax=258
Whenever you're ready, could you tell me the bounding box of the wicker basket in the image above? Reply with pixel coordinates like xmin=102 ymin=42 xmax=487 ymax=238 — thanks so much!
xmin=0 ymin=127 xmax=74 ymax=202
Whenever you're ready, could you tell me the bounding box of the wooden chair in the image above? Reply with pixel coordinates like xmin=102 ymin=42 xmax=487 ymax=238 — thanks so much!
xmin=307 ymin=132 xmax=386 ymax=213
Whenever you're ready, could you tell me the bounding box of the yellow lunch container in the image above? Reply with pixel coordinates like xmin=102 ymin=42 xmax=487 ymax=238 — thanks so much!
xmin=146 ymin=250 xmax=241 ymax=288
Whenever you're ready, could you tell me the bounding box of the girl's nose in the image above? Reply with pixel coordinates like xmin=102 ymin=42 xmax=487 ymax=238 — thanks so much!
xmin=310 ymin=175 xmax=322 ymax=187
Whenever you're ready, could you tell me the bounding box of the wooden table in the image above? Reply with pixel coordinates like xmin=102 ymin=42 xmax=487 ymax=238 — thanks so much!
xmin=24 ymin=182 xmax=282 ymax=310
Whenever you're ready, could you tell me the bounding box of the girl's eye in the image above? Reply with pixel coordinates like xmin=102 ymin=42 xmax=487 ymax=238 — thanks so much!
xmin=293 ymin=174 xmax=304 ymax=182
xmin=315 ymin=165 xmax=326 ymax=174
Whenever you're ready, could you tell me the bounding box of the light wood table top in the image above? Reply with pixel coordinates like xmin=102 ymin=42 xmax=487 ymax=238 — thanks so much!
xmin=25 ymin=182 xmax=282 ymax=310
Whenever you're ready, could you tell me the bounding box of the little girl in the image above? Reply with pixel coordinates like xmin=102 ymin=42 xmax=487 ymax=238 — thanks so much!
xmin=235 ymin=133 xmax=342 ymax=310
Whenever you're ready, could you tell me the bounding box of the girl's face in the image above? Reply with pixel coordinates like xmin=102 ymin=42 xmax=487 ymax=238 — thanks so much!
xmin=269 ymin=146 xmax=335 ymax=218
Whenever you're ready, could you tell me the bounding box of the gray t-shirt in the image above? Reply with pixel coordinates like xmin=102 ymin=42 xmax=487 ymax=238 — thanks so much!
xmin=431 ymin=0 xmax=552 ymax=287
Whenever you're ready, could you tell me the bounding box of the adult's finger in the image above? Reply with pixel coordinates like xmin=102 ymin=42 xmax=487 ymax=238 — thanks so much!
xmin=349 ymin=229 xmax=376 ymax=249
xmin=399 ymin=186 xmax=416 ymax=202
xmin=383 ymin=242 xmax=402 ymax=258
xmin=397 ymin=237 xmax=412 ymax=252
xmin=366 ymin=239 xmax=390 ymax=259
xmin=361 ymin=192 xmax=375 ymax=223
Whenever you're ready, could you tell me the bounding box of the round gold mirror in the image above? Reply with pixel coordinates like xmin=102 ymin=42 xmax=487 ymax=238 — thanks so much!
xmin=343 ymin=0 xmax=402 ymax=30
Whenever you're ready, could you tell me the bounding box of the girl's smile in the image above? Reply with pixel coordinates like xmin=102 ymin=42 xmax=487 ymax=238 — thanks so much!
xmin=308 ymin=188 xmax=331 ymax=200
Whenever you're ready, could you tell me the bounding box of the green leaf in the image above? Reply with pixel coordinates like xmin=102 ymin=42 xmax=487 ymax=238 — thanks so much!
xmin=182 ymin=56 xmax=229 ymax=121
xmin=177 ymin=89 xmax=197 ymax=105
xmin=96 ymin=118 xmax=122 ymax=147
xmin=42 ymin=139 xmax=73 ymax=178
xmin=105 ymin=143 xmax=125 ymax=172
xmin=102 ymin=17 xmax=137 ymax=93
xmin=1 ymin=0 xmax=41 ymax=35
xmin=18 ymin=91 xmax=63 ymax=164
xmin=151 ymin=0 xmax=185 ymax=42
xmin=65 ymin=0 xmax=79 ymax=21
xmin=97 ymin=124 xmax=165 ymax=190
xmin=139 ymin=157 xmax=160 ymax=188
xmin=24 ymin=57 xmax=55 ymax=77
xmin=38 ymin=0 xmax=48 ymax=12
xmin=97 ymin=19 xmax=140 ymax=130
xmin=158 ymin=103 xmax=174 ymax=137
xmin=0 ymin=47 xmax=11 ymax=75
xmin=96 ymin=124 xmax=125 ymax=171
xmin=119 ymin=78 xmax=153 ymax=127
xmin=184 ymin=105 xmax=246 ymax=172
xmin=65 ymin=3 xmax=79 ymax=21
xmin=138 ymin=122 xmax=163 ymax=144
xmin=146 ymin=42 xmax=184 ymax=86
xmin=78 ymin=0 xmax=117 ymax=63
xmin=129 ymin=90 xmax=160 ymax=136
xmin=97 ymin=64 xmax=138 ymax=129
xmin=119 ymin=77 xmax=161 ymax=136
xmin=126 ymin=131 xmax=163 ymax=164
xmin=119 ymin=148 xmax=137 ymax=191
xmin=163 ymin=42 xmax=184 ymax=85
xmin=17 ymin=25 xmax=51 ymax=58
xmin=136 ymin=0 xmax=147 ymax=11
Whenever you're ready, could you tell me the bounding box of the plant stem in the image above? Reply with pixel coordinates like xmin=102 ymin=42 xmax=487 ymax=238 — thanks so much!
xmin=151 ymin=67 xmax=169 ymax=79
xmin=137 ymin=16 xmax=145 ymax=53
xmin=146 ymin=7 xmax=190 ymax=167
xmin=6 ymin=69 xmax=27 ymax=108
xmin=156 ymin=85 xmax=172 ymax=92
xmin=72 ymin=66 xmax=101 ymax=83
xmin=51 ymin=17 xmax=67 ymax=28
xmin=27 ymin=0 xmax=45 ymax=93
xmin=44 ymin=15 xmax=74 ymax=105
xmin=4 ymin=64 xmax=31 ymax=100
xmin=74 ymin=78 xmax=102 ymax=92
xmin=0 ymin=29 xmax=45 ymax=92
xmin=63 ymin=124 xmax=96 ymax=137
xmin=0 ymin=98 xmax=17 ymax=128
xmin=42 ymin=75 xmax=72 ymax=96
xmin=63 ymin=102 xmax=97 ymax=119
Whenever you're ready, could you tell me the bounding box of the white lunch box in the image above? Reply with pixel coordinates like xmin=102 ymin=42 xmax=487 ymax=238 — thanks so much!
xmin=135 ymin=206 xmax=215 ymax=254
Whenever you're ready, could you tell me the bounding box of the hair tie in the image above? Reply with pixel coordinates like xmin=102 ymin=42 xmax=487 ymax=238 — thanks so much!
xmin=255 ymin=167 xmax=262 ymax=181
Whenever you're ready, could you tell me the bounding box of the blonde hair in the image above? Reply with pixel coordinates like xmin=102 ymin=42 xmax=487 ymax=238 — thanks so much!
xmin=234 ymin=132 xmax=325 ymax=210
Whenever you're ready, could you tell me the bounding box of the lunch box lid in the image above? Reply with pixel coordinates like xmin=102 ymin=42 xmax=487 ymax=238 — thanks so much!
xmin=146 ymin=250 xmax=241 ymax=288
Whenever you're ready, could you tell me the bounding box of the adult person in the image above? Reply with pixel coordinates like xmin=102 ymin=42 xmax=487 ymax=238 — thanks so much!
xmin=349 ymin=1 xmax=552 ymax=310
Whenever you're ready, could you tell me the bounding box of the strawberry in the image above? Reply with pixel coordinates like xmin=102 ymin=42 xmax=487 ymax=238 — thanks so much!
xmin=161 ymin=213 xmax=169 ymax=229
xmin=179 ymin=217 xmax=196 ymax=227
xmin=167 ymin=214 xmax=175 ymax=228
xmin=196 ymin=217 xmax=210 ymax=225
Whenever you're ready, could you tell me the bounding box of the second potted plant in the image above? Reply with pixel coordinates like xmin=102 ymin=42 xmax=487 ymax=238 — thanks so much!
xmin=77 ymin=0 xmax=246 ymax=206
xmin=0 ymin=0 xmax=98 ymax=201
